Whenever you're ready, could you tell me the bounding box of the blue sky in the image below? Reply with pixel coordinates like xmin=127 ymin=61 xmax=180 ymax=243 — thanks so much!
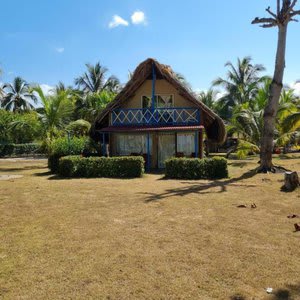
xmin=1 ymin=0 xmax=300 ymax=93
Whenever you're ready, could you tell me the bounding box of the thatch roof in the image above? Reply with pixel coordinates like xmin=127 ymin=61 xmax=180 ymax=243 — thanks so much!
xmin=91 ymin=58 xmax=226 ymax=144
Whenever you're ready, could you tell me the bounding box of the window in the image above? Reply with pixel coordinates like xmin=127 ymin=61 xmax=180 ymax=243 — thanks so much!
xmin=141 ymin=95 xmax=174 ymax=108
xmin=115 ymin=134 xmax=152 ymax=156
xmin=177 ymin=132 xmax=195 ymax=157
xmin=142 ymin=96 xmax=152 ymax=109
xmin=157 ymin=95 xmax=173 ymax=108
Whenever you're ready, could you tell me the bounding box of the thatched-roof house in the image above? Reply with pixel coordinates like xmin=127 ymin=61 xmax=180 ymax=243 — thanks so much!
xmin=91 ymin=58 xmax=226 ymax=169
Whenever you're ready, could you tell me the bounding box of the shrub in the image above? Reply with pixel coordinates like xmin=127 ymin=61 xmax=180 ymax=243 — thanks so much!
xmin=48 ymin=136 xmax=89 ymax=173
xmin=50 ymin=136 xmax=88 ymax=157
xmin=0 ymin=143 xmax=43 ymax=157
xmin=0 ymin=110 xmax=42 ymax=144
xmin=0 ymin=144 xmax=15 ymax=157
xmin=165 ymin=157 xmax=228 ymax=180
xmin=13 ymin=143 xmax=43 ymax=155
xmin=58 ymin=156 xmax=144 ymax=178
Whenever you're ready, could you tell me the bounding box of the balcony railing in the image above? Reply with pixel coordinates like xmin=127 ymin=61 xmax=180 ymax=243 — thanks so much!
xmin=112 ymin=107 xmax=200 ymax=126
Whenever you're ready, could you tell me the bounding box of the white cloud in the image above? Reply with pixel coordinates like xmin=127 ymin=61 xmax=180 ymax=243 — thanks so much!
xmin=131 ymin=10 xmax=146 ymax=25
xmin=290 ymin=81 xmax=300 ymax=97
xmin=216 ymin=91 xmax=227 ymax=100
xmin=55 ymin=47 xmax=64 ymax=53
xmin=194 ymin=88 xmax=226 ymax=101
xmin=108 ymin=15 xmax=129 ymax=28
xmin=40 ymin=84 xmax=54 ymax=96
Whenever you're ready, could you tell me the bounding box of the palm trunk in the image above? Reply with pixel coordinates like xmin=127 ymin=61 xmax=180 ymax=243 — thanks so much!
xmin=260 ymin=25 xmax=287 ymax=171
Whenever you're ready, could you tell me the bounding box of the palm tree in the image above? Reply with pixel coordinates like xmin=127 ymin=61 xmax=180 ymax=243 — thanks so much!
xmin=175 ymin=72 xmax=192 ymax=91
xmin=227 ymin=80 xmax=300 ymax=158
xmin=213 ymin=57 xmax=266 ymax=119
xmin=75 ymin=90 xmax=115 ymax=122
xmin=0 ymin=68 xmax=4 ymax=99
xmin=198 ymin=89 xmax=218 ymax=110
xmin=252 ymin=0 xmax=300 ymax=172
xmin=34 ymin=86 xmax=74 ymax=140
xmin=74 ymin=62 xmax=120 ymax=94
xmin=1 ymin=77 xmax=37 ymax=112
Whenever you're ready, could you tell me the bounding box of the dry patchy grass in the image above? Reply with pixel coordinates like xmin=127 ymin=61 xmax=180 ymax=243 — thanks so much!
xmin=0 ymin=156 xmax=300 ymax=299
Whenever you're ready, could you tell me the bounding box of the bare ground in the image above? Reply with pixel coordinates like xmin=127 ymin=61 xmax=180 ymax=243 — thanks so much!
xmin=0 ymin=156 xmax=300 ymax=299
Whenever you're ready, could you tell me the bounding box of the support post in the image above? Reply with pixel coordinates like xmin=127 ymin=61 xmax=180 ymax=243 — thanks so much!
xmin=102 ymin=133 xmax=106 ymax=157
xmin=151 ymin=63 xmax=156 ymax=111
xmin=175 ymin=132 xmax=178 ymax=157
xmin=147 ymin=133 xmax=151 ymax=172
xmin=199 ymin=128 xmax=203 ymax=159
xmin=194 ymin=131 xmax=199 ymax=158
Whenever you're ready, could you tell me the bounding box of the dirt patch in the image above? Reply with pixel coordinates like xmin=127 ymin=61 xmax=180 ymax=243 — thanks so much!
xmin=0 ymin=174 xmax=23 ymax=180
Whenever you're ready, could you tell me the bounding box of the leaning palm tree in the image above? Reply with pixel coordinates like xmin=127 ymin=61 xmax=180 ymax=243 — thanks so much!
xmin=1 ymin=77 xmax=37 ymax=112
xmin=74 ymin=62 xmax=120 ymax=94
xmin=252 ymin=0 xmax=300 ymax=172
xmin=213 ymin=57 xmax=266 ymax=119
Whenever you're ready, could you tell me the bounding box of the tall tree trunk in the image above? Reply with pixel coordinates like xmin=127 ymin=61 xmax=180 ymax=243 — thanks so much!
xmin=252 ymin=0 xmax=300 ymax=172
xmin=260 ymin=25 xmax=287 ymax=171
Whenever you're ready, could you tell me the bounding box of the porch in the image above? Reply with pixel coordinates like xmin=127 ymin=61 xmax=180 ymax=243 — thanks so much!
xmin=97 ymin=125 xmax=204 ymax=170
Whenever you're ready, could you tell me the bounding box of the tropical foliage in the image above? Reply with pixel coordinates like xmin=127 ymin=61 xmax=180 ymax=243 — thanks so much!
xmin=74 ymin=62 xmax=120 ymax=94
xmin=1 ymin=77 xmax=37 ymax=111
xmin=0 ymin=62 xmax=119 ymax=156
xmin=212 ymin=57 xmax=266 ymax=119
xmin=199 ymin=57 xmax=300 ymax=158
xmin=1 ymin=57 xmax=299 ymax=160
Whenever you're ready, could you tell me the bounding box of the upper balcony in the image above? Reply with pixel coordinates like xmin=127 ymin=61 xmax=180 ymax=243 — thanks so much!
xmin=111 ymin=107 xmax=200 ymax=127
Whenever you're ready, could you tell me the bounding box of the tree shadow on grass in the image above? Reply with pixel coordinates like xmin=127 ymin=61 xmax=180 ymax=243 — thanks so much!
xmin=270 ymin=283 xmax=300 ymax=300
xmin=33 ymin=171 xmax=65 ymax=180
xmin=229 ymin=283 xmax=300 ymax=300
xmin=34 ymin=171 xmax=78 ymax=180
xmin=143 ymin=169 xmax=258 ymax=202
xmin=230 ymin=295 xmax=246 ymax=300
xmin=0 ymin=165 xmax=46 ymax=172
xmin=228 ymin=162 xmax=248 ymax=168
xmin=34 ymin=171 xmax=143 ymax=181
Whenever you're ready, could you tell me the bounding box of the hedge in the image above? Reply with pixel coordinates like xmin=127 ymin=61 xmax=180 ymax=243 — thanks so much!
xmin=58 ymin=156 xmax=144 ymax=178
xmin=0 ymin=143 xmax=43 ymax=157
xmin=165 ymin=157 xmax=228 ymax=179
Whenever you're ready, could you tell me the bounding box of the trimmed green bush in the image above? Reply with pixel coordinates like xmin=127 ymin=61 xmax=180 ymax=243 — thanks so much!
xmin=0 ymin=144 xmax=14 ymax=157
xmin=165 ymin=157 xmax=228 ymax=180
xmin=0 ymin=143 xmax=42 ymax=157
xmin=58 ymin=156 xmax=144 ymax=178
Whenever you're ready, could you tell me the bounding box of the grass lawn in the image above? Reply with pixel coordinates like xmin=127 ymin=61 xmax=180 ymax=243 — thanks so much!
xmin=0 ymin=156 xmax=300 ymax=299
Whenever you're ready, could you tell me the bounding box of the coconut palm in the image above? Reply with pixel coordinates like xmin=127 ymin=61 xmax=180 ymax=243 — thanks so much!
xmin=1 ymin=77 xmax=37 ymax=111
xmin=75 ymin=90 xmax=115 ymax=122
xmin=252 ymin=0 xmax=300 ymax=171
xmin=0 ymin=70 xmax=4 ymax=99
xmin=198 ymin=89 xmax=218 ymax=110
xmin=175 ymin=73 xmax=192 ymax=91
xmin=213 ymin=57 xmax=266 ymax=119
xmin=74 ymin=62 xmax=120 ymax=94
xmin=34 ymin=86 xmax=74 ymax=140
